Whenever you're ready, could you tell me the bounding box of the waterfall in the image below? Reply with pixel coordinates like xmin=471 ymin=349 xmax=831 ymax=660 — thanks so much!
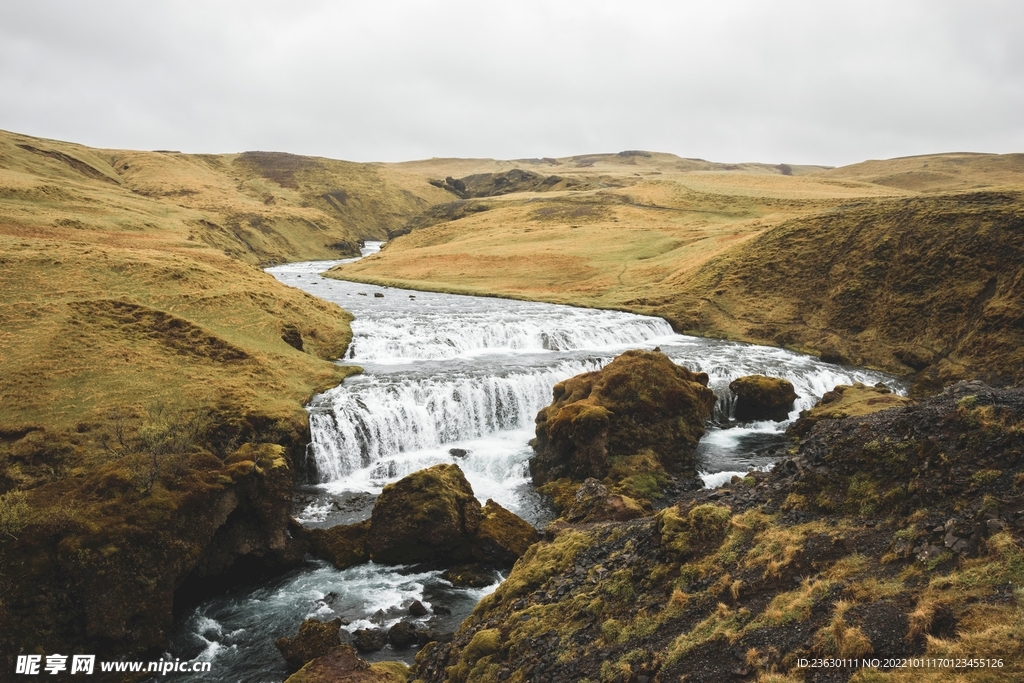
xmin=307 ymin=360 xmax=602 ymax=481
xmin=266 ymin=258 xmax=907 ymax=499
xmin=348 ymin=309 xmax=675 ymax=363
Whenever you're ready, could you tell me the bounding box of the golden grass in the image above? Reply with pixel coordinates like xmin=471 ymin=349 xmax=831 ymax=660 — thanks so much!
xmin=331 ymin=152 xmax=1024 ymax=388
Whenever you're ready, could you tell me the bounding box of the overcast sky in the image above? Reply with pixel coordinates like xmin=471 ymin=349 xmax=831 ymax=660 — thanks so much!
xmin=1 ymin=1 xmax=1021 ymax=166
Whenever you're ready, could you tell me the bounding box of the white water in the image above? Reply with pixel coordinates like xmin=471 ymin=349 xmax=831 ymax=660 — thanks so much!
xmin=160 ymin=244 xmax=906 ymax=681
xmin=268 ymin=246 xmax=904 ymax=517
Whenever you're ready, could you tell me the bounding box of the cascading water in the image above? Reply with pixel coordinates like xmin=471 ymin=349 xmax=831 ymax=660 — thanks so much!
xmin=158 ymin=243 xmax=907 ymax=682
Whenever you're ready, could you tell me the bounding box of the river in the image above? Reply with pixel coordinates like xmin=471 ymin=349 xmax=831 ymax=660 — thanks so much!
xmin=157 ymin=242 xmax=905 ymax=681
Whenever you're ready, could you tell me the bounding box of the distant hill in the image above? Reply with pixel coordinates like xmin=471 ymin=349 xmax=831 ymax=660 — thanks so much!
xmin=331 ymin=151 xmax=1024 ymax=390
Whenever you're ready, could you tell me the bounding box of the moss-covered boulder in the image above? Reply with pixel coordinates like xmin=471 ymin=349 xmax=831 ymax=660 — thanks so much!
xmin=367 ymin=464 xmax=480 ymax=565
xmin=471 ymin=499 xmax=540 ymax=566
xmin=283 ymin=645 xmax=407 ymax=683
xmin=302 ymin=519 xmax=370 ymax=570
xmin=276 ymin=618 xmax=343 ymax=671
xmin=729 ymin=374 xmax=798 ymax=421
xmin=530 ymin=350 xmax=715 ymax=486
xmin=305 ymin=466 xmax=537 ymax=569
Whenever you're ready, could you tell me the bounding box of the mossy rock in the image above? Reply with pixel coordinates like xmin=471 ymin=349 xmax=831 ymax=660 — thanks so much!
xmin=471 ymin=499 xmax=540 ymax=566
xmin=530 ymin=350 xmax=715 ymax=486
xmin=656 ymin=502 xmax=732 ymax=559
xmin=367 ymin=464 xmax=481 ymax=565
xmin=283 ymin=645 xmax=407 ymax=683
xmin=276 ymin=617 xmax=343 ymax=670
xmin=303 ymin=520 xmax=371 ymax=570
xmin=561 ymin=478 xmax=648 ymax=523
xmin=729 ymin=374 xmax=798 ymax=422
xmin=789 ymin=383 xmax=914 ymax=437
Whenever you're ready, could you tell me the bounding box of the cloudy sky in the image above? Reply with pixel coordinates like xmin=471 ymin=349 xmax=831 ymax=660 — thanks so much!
xmin=1 ymin=1 xmax=1021 ymax=166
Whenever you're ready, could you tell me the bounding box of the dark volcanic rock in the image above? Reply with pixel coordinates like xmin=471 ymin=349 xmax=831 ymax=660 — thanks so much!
xmin=352 ymin=627 xmax=387 ymax=653
xmin=442 ymin=563 xmax=500 ymax=588
xmin=729 ymin=374 xmax=798 ymax=421
xmin=784 ymin=381 xmax=1024 ymax=515
xmin=413 ymin=384 xmax=1024 ymax=683
xmin=530 ymin=349 xmax=715 ymax=485
xmin=787 ymin=382 xmax=913 ymax=437
xmin=275 ymin=618 xmax=343 ymax=670
xmin=388 ymin=620 xmax=420 ymax=649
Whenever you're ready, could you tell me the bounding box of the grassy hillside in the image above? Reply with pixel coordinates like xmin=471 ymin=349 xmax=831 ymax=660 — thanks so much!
xmin=0 ymin=131 xmax=450 ymax=662
xmin=0 ymin=129 xmax=451 ymax=470
xmin=329 ymin=152 xmax=1024 ymax=391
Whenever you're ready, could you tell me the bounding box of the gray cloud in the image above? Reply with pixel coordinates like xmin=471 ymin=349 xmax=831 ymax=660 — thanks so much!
xmin=1 ymin=0 xmax=1021 ymax=165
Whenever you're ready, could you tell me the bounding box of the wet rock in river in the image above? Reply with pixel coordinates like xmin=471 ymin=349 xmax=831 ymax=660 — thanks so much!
xmin=729 ymin=374 xmax=798 ymax=421
xmin=275 ymin=617 xmax=343 ymax=670
xmin=353 ymin=627 xmax=388 ymax=653
xmin=530 ymin=349 xmax=715 ymax=485
xmin=367 ymin=464 xmax=481 ymax=565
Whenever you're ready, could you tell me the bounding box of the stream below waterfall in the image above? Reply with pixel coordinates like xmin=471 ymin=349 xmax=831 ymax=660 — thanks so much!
xmin=157 ymin=242 xmax=907 ymax=682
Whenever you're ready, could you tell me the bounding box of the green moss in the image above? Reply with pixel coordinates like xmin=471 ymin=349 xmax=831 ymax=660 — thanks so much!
xmin=463 ymin=628 xmax=501 ymax=663
xmin=600 ymin=618 xmax=622 ymax=643
xmin=658 ymin=503 xmax=732 ymax=558
xmin=605 ymin=452 xmax=671 ymax=501
xmin=971 ymin=469 xmax=1003 ymax=487
xmin=493 ymin=530 xmax=591 ymax=601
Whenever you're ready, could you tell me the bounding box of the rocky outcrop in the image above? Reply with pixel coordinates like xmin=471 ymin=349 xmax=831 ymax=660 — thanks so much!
xmin=306 ymin=464 xmax=537 ymax=569
xmin=558 ymin=478 xmax=647 ymax=525
xmin=412 ymin=383 xmax=1024 ymax=682
xmin=471 ymin=499 xmax=540 ymax=565
xmin=728 ymin=374 xmax=798 ymax=421
xmin=276 ymin=618 xmax=344 ymax=670
xmin=530 ymin=350 xmax=716 ymax=486
xmin=0 ymin=442 xmax=307 ymax=665
xmin=428 ymin=169 xmax=594 ymax=200
xmin=788 ymin=381 xmax=913 ymax=436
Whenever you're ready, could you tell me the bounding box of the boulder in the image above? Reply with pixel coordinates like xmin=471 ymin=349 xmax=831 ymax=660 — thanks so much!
xmin=302 ymin=519 xmax=370 ymax=570
xmin=530 ymin=350 xmax=715 ymax=485
xmin=471 ymin=499 xmax=540 ymax=566
xmin=388 ymin=620 xmax=420 ymax=649
xmin=306 ymin=465 xmax=537 ymax=569
xmin=729 ymin=375 xmax=798 ymax=422
xmin=275 ymin=618 xmax=343 ymax=671
xmin=367 ymin=464 xmax=481 ymax=565
xmin=353 ymin=628 xmax=388 ymax=653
